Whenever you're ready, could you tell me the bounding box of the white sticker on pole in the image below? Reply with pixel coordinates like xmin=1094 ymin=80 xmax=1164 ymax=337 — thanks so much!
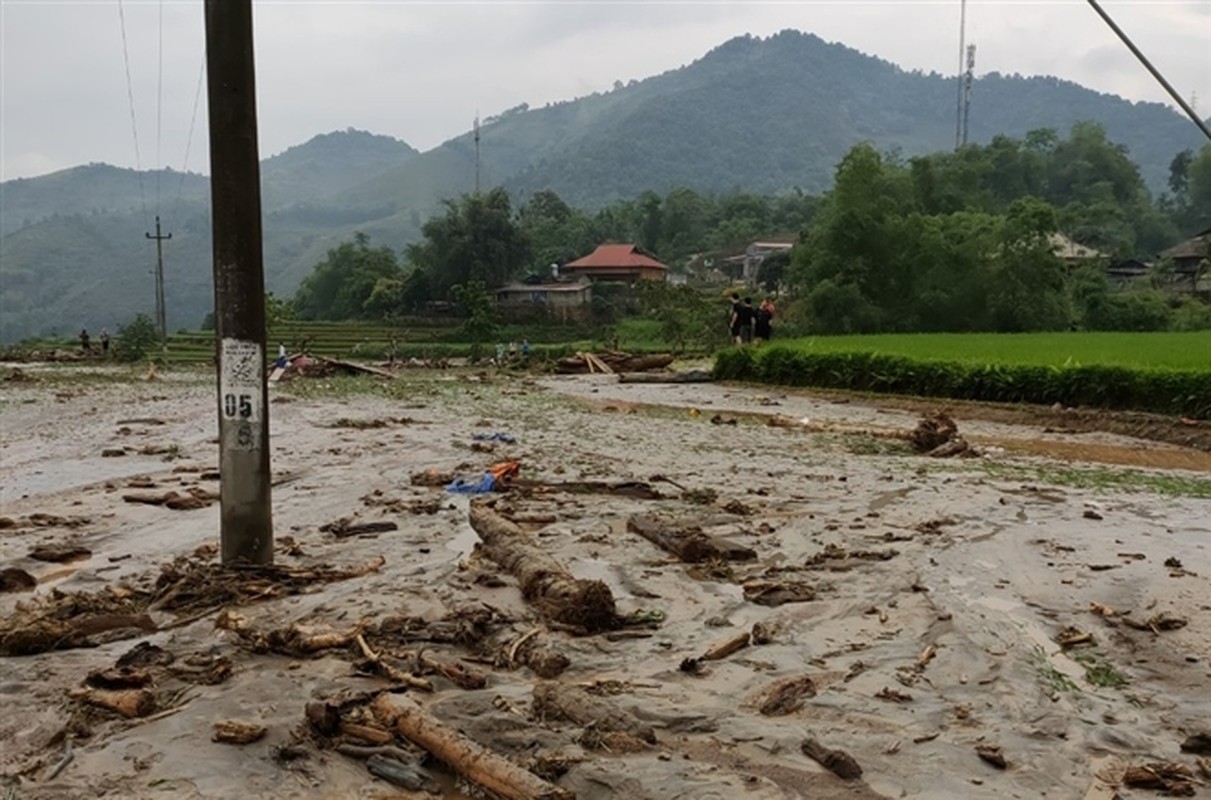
xmin=220 ymin=338 xmax=264 ymax=434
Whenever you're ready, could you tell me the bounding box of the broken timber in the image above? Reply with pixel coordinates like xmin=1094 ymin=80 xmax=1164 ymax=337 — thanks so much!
xmin=370 ymin=693 xmax=574 ymax=800
xmin=532 ymin=682 xmax=657 ymax=745
xmin=626 ymin=513 xmax=756 ymax=563
xmin=469 ymin=500 xmax=617 ymax=632
xmin=617 ymin=369 xmax=713 ymax=384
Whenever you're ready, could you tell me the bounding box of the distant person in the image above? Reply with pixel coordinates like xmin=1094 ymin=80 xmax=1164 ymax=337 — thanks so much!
xmin=99 ymin=328 xmax=111 ymax=355
xmin=521 ymin=339 xmax=530 ymax=357
xmin=508 ymin=340 xmax=518 ymax=358
xmin=738 ymin=298 xmax=756 ymax=344
xmin=728 ymin=292 xmax=743 ymax=343
xmin=755 ymin=298 xmax=775 ymax=342
xmin=79 ymin=329 xmax=91 ymax=353
xmin=495 ymin=342 xmax=506 ymax=365
xmin=276 ymin=342 xmax=288 ymax=369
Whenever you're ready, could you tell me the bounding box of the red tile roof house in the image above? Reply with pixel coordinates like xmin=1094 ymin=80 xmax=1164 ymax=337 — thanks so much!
xmin=561 ymin=244 xmax=668 ymax=283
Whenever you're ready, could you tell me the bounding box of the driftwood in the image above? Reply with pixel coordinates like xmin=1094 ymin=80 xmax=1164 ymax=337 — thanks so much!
xmin=555 ymin=352 xmax=675 ymax=375
xmin=371 ymin=693 xmax=574 ymax=800
xmin=69 ymin=686 xmax=156 ymax=718
xmin=758 ymin=675 xmax=817 ymax=716
xmin=85 ymin=666 xmax=152 ymax=689
xmin=212 ymin=720 xmax=267 ymax=744
xmin=354 ymin=633 xmax=434 ymax=691
xmin=617 ymin=370 xmax=713 ymax=384
xmin=532 ymin=682 xmax=656 ymax=745
xmin=470 ymin=500 xmax=616 ymax=632
xmin=702 ymin=630 xmax=752 ymax=661
xmin=339 ymin=722 xmax=395 ymax=745
xmin=1121 ymin=762 xmax=1195 ymax=795
xmin=321 ymin=519 xmax=399 ymax=538
xmin=801 ymin=738 xmax=863 ymax=780
xmin=626 ymin=513 xmax=756 ymax=563
xmin=504 ymin=630 xmax=570 ymax=678
xmin=512 ymin=479 xmax=662 ymax=500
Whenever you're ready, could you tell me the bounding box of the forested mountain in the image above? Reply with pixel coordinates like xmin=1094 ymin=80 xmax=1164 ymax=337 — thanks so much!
xmin=1 ymin=30 xmax=1205 ymax=341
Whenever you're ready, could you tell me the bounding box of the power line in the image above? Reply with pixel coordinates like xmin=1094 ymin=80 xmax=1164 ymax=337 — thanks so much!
xmin=1084 ymin=0 xmax=1211 ymax=143
xmin=171 ymin=54 xmax=206 ymax=219
xmin=156 ymin=0 xmax=164 ymax=213
xmin=116 ymin=0 xmax=148 ymax=225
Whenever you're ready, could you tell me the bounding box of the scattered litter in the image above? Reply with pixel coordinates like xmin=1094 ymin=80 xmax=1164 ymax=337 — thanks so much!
xmin=472 ymin=432 xmax=517 ymax=444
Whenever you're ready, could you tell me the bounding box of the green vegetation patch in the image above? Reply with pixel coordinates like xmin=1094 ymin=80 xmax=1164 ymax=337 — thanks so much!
xmin=714 ymin=340 xmax=1211 ymax=419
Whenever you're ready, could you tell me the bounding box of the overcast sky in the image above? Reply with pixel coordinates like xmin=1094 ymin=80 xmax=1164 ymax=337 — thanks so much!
xmin=1 ymin=0 xmax=1208 ymax=181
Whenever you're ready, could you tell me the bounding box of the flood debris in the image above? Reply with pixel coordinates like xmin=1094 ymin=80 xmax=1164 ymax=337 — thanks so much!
xmin=320 ymin=517 xmax=399 ymax=538
xmin=69 ymin=686 xmax=157 ymax=718
xmin=366 ymin=752 xmax=442 ymax=793
xmin=470 ymin=499 xmax=617 ymax=632
xmin=29 ymin=543 xmax=92 ymax=563
xmin=556 ymin=351 xmax=675 ymax=375
xmin=1180 ymin=732 xmax=1211 ymax=755
xmin=1121 ymin=612 xmax=1189 ymax=633
xmin=617 ymin=369 xmax=712 ymax=384
xmin=975 ymin=743 xmax=1007 ymax=769
xmin=742 ymin=580 xmax=816 ymax=607
xmin=370 ymin=692 xmax=575 ymax=800
xmin=512 ymin=478 xmax=661 ymax=500
xmin=122 ymin=486 xmax=218 ymax=510
xmin=800 ymin=737 xmax=863 ymax=780
xmin=1 ymin=567 xmax=37 ymax=593
xmin=626 ymin=512 xmax=757 ymax=563
xmin=757 ymin=674 xmax=817 ymax=716
xmin=1121 ymin=761 xmax=1196 ymax=796
xmin=0 ymin=554 xmax=386 ymax=656
xmin=532 ymin=681 xmax=657 ymax=747
xmin=216 ymin=611 xmax=360 ymax=656
xmin=212 ymin=720 xmax=267 ymax=744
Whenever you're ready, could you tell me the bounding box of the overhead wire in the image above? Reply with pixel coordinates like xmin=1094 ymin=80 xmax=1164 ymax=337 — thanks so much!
xmin=170 ymin=54 xmax=206 ymax=223
xmin=155 ymin=0 xmax=164 ymax=214
xmin=116 ymin=0 xmax=148 ymax=228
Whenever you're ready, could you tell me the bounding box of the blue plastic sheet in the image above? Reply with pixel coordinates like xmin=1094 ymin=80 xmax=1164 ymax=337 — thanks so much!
xmin=445 ymin=473 xmax=496 ymax=494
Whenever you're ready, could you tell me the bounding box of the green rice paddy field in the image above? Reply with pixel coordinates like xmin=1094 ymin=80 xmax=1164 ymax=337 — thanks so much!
xmin=715 ymin=332 xmax=1211 ymax=418
xmin=772 ymin=332 xmax=1211 ymax=371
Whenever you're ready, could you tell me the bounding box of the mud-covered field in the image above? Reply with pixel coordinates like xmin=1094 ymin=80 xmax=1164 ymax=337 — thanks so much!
xmin=1 ymin=365 xmax=1209 ymax=799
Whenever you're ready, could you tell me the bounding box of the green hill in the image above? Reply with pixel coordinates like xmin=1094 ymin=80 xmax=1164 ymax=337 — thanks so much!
xmin=1 ymin=30 xmax=1205 ymax=342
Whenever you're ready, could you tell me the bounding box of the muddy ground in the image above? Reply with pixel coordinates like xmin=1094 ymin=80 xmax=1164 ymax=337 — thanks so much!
xmin=1 ymin=364 xmax=1209 ymax=799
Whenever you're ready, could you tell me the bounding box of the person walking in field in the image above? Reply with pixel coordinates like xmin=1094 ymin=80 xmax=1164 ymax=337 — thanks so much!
xmin=79 ymin=329 xmax=91 ymax=354
xmin=737 ymin=297 xmax=756 ymax=344
xmin=99 ymin=328 xmax=111 ymax=355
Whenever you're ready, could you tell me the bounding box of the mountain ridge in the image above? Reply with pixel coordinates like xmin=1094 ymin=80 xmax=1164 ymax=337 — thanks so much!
xmin=2 ymin=30 xmax=1205 ymax=342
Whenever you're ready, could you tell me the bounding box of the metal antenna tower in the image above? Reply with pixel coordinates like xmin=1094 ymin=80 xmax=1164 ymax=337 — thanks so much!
xmin=954 ymin=0 xmax=967 ymax=150
xmin=961 ymin=44 xmax=976 ymax=146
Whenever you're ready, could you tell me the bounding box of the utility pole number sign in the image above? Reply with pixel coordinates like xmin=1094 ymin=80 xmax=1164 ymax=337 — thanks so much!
xmin=220 ymin=338 xmax=263 ymax=427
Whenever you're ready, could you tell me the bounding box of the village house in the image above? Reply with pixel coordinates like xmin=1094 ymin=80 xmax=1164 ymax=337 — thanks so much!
xmin=1048 ymin=232 xmax=1105 ymax=267
xmin=1161 ymin=229 xmax=1211 ymax=296
xmin=494 ymin=277 xmax=592 ymax=321
xmin=742 ymin=240 xmax=795 ymax=281
xmin=561 ymin=243 xmax=668 ymax=283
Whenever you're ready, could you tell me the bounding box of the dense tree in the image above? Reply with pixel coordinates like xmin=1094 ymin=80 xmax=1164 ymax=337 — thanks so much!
xmin=407 ymin=188 xmax=530 ymax=297
xmin=293 ymin=233 xmax=402 ymax=320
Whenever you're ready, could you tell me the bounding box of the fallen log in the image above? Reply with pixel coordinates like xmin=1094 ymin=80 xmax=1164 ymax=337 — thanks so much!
xmin=617 ymin=370 xmax=712 ymax=384
xmin=371 ymin=693 xmax=574 ymax=800
xmin=701 ymin=630 xmax=752 ymax=661
xmin=212 ymin=720 xmax=267 ymax=744
xmin=532 ymin=682 xmax=656 ymax=745
xmin=69 ymin=686 xmax=156 ymax=718
xmin=626 ymin=513 xmax=756 ymax=563
xmin=470 ymin=500 xmax=616 ymax=632
xmin=801 ymin=738 xmax=863 ymax=780
xmin=512 ymin=479 xmax=662 ymax=500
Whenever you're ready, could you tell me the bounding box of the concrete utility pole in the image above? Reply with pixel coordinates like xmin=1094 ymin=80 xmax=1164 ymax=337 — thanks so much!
xmin=205 ymin=0 xmax=273 ymax=564
xmin=145 ymin=215 xmax=171 ymax=343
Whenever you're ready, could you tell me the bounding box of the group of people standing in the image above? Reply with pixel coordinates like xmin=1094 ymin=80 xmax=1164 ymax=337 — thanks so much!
xmin=78 ymin=328 xmax=110 ymax=355
xmin=728 ymin=293 xmax=775 ymax=344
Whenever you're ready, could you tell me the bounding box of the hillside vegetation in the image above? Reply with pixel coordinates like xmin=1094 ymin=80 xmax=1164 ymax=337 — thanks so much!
xmin=2 ymin=30 xmax=1207 ymax=342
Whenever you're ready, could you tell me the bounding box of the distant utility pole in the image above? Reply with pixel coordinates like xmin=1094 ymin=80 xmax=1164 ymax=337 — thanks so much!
xmin=961 ymin=44 xmax=977 ymax=147
xmin=473 ymin=114 xmax=482 ymax=194
xmin=145 ymin=215 xmax=172 ymax=342
xmin=954 ymin=0 xmax=967 ymax=150
xmin=204 ymin=0 xmax=273 ymax=565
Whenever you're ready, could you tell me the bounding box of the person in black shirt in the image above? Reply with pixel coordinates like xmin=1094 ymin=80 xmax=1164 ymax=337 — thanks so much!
xmin=737 ymin=297 xmax=756 ymax=344
xmin=755 ymin=298 xmax=774 ymax=342
xmin=728 ymin=292 xmax=743 ymax=343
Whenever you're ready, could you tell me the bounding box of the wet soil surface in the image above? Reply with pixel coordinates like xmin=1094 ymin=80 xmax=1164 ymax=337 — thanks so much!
xmin=1 ymin=367 xmax=1208 ymax=799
